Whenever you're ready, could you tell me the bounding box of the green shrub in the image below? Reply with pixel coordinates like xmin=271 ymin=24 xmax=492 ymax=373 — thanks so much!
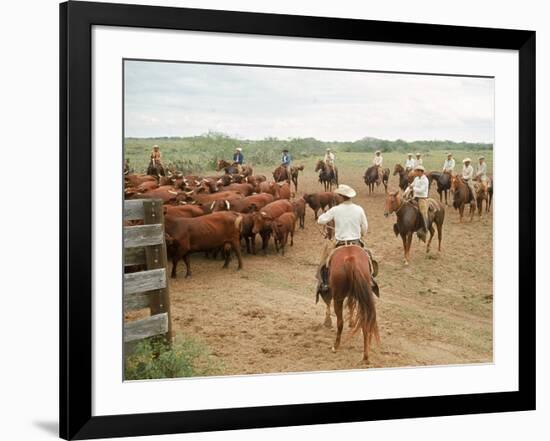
xmin=125 ymin=336 xmax=221 ymax=380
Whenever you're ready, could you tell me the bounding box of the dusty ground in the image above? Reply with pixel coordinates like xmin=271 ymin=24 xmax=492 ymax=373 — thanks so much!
xmin=166 ymin=153 xmax=493 ymax=375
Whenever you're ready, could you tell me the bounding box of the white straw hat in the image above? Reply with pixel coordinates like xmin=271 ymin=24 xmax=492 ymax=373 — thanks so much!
xmin=334 ymin=184 xmax=356 ymax=198
xmin=414 ymin=165 xmax=425 ymax=171
xmin=415 ymin=152 xmax=421 ymax=156
xmin=407 ymin=153 xmax=413 ymax=156
xmin=375 ymin=150 xmax=381 ymax=154
xmin=478 ymin=156 xmax=485 ymax=160
xmin=463 ymin=157 xmax=471 ymax=163
xmin=236 ymin=147 xmax=242 ymax=151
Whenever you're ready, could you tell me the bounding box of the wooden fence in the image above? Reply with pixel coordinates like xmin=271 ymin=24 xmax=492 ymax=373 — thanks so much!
xmin=124 ymin=199 xmax=172 ymax=347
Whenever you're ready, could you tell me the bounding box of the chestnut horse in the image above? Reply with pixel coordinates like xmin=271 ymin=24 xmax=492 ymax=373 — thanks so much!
xmin=273 ymin=165 xmax=290 ymax=183
xmin=216 ymin=159 xmax=253 ymax=176
xmin=392 ymin=164 xmax=410 ymax=191
xmin=324 ymin=245 xmax=380 ymax=362
xmin=450 ymin=175 xmax=477 ymax=222
xmin=384 ymin=191 xmax=445 ymax=265
xmin=315 ymin=160 xmax=338 ymax=191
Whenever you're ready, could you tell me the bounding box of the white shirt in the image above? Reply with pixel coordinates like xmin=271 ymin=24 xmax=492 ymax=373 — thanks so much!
xmin=476 ymin=162 xmax=487 ymax=178
xmin=405 ymin=158 xmax=415 ymax=169
xmin=412 ymin=175 xmax=429 ymax=198
xmin=318 ymin=201 xmax=368 ymax=241
xmin=442 ymin=158 xmax=455 ymax=172
xmin=414 ymin=158 xmax=423 ymax=167
xmin=462 ymin=164 xmax=474 ymax=180
xmin=324 ymin=152 xmax=335 ymax=163
xmin=373 ymin=155 xmax=383 ymax=166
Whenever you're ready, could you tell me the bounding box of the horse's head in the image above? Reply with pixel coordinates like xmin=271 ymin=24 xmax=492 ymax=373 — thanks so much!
xmin=384 ymin=190 xmax=401 ymax=217
xmin=314 ymin=160 xmax=323 ymax=172
xmin=450 ymin=175 xmax=461 ymax=192
xmin=215 ymin=159 xmax=224 ymax=172
xmin=393 ymin=163 xmax=403 ymax=176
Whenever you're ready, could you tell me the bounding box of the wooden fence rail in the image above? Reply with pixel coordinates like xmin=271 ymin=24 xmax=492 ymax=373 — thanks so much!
xmin=123 ymin=199 xmax=172 ymax=348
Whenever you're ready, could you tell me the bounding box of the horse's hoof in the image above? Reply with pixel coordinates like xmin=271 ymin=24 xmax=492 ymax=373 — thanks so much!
xmin=404 ymin=260 xmax=409 ymax=266
xmin=331 ymin=346 xmax=336 ymax=353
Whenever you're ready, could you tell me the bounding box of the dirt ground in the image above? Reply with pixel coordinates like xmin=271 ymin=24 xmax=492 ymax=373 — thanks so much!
xmin=166 ymin=153 xmax=493 ymax=375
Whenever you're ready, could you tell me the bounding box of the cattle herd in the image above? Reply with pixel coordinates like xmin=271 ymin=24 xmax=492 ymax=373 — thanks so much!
xmin=124 ymin=162 xmax=334 ymax=279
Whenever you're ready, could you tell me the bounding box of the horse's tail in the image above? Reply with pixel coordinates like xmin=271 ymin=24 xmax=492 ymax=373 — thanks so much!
xmin=344 ymin=256 xmax=380 ymax=346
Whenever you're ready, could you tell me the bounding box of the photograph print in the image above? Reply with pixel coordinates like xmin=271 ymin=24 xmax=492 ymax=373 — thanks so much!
xmin=123 ymin=59 xmax=494 ymax=380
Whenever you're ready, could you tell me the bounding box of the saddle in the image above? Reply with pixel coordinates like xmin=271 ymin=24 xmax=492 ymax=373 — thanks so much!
xmin=326 ymin=242 xmax=379 ymax=279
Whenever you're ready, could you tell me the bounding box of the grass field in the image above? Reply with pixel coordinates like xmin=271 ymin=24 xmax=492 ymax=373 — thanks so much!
xmin=127 ymin=149 xmax=494 ymax=376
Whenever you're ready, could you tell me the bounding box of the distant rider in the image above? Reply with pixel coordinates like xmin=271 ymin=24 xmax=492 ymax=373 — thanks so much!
xmin=233 ymin=147 xmax=244 ymax=174
xmin=442 ymin=152 xmax=455 ymax=174
xmin=372 ymin=150 xmax=384 ymax=184
xmin=404 ymin=165 xmax=430 ymax=242
xmin=405 ymin=153 xmax=415 ymax=172
xmin=462 ymin=158 xmax=477 ymax=202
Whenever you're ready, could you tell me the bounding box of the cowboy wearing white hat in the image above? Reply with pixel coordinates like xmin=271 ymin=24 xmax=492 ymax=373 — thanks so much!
xmin=414 ymin=152 xmax=423 ymax=168
xmin=233 ymin=147 xmax=244 ymax=174
xmin=404 ymin=165 xmax=430 ymax=241
xmin=442 ymin=152 xmax=455 ymax=174
xmin=475 ymin=156 xmax=488 ymax=183
xmin=324 ymin=147 xmax=335 ymax=167
xmin=316 ymin=184 xmax=377 ymax=296
xmin=372 ymin=150 xmax=384 ymax=184
xmin=462 ymin=158 xmax=476 ymax=202
xmin=150 ymin=145 xmax=162 ymax=165
xmin=405 ymin=153 xmax=415 ymax=172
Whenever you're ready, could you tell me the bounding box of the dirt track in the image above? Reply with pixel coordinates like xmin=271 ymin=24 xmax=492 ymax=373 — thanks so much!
xmin=167 ymin=154 xmax=493 ymax=375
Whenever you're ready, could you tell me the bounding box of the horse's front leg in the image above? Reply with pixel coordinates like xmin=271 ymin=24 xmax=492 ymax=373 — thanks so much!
xmin=426 ymin=225 xmax=435 ymax=253
xmin=323 ymin=297 xmax=332 ymax=328
xmin=331 ymin=298 xmax=344 ymax=352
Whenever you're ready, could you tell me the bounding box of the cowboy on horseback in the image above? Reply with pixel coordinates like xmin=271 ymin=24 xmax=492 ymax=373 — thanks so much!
xmin=324 ymin=148 xmax=336 ymax=178
xmin=403 ymin=165 xmax=430 ymax=241
xmin=476 ymin=156 xmax=488 ymax=183
xmin=315 ymin=184 xmax=378 ymax=297
xmin=373 ymin=150 xmax=384 ymax=184
xmin=405 ymin=153 xmax=415 ymax=172
xmin=150 ymin=145 xmax=162 ymax=166
xmin=462 ymin=157 xmax=477 ymax=202
xmin=281 ymin=149 xmax=291 ymax=169
xmin=442 ymin=152 xmax=455 ymax=174
xmin=414 ymin=152 xmax=423 ymax=168
xmin=233 ymin=147 xmax=244 ymax=174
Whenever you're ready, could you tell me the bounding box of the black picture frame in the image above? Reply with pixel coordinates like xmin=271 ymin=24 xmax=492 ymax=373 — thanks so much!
xmin=60 ymin=1 xmax=536 ymax=439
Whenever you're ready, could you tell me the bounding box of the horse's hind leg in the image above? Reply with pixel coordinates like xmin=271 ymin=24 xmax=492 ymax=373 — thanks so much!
xmin=426 ymin=225 xmax=435 ymax=253
xmin=323 ymin=297 xmax=332 ymax=328
xmin=331 ymin=298 xmax=344 ymax=352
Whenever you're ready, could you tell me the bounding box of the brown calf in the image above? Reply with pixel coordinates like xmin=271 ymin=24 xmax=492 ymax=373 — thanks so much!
xmin=212 ymin=193 xmax=274 ymax=213
xmin=272 ymin=212 xmax=296 ymax=256
xmin=303 ymin=192 xmax=336 ymax=219
xmin=251 ymin=199 xmax=293 ymax=254
xmin=292 ymin=197 xmax=306 ymax=229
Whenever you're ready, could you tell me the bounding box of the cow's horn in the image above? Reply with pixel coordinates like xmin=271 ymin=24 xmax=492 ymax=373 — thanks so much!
xmin=185 ymin=190 xmax=193 ymax=195
xmin=168 ymin=190 xmax=178 ymax=195
xmin=225 ymin=200 xmax=230 ymax=210
xmin=210 ymin=201 xmax=216 ymax=210
xmin=261 ymin=211 xmax=267 ymax=216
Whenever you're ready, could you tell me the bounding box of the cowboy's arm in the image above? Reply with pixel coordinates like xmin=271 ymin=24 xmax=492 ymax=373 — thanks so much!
xmin=360 ymin=211 xmax=368 ymax=237
xmin=317 ymin=207 xmax=335 ymax=225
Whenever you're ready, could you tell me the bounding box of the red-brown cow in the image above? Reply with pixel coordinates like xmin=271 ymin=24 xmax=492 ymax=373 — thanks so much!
xmin=130 ymin=186 xmax=182 ymax=204
xmin=240 ymin=213 xmax=257 ymax=254
xmin=164 ymin=211 xmax=243 ymax=278
xmin=184 ymin=190 xmax=244 ymax=206
xmin=251 ymin=199 xmax=293 ymax=254
xmin=136 ymin=180 xmax=159 ymax=193
xmin=164 ymin=204 xmax=206 ymax=219
xmin=274 ymin=181 xmax=291 ymax=200
xmin=220 ymin=183 xmax=254 ymax=196
xmin=291 ymin=197 xmax=306 ymax=229
xmin=272 ymin=212 xmax=296 ymax=256
xmin=303 ymin=192 xmax=336 ymax=219
xmin=212 ymin=193 xmax=274 ymax=213
xmin=125 ymin=174 xmax=156 ymax=188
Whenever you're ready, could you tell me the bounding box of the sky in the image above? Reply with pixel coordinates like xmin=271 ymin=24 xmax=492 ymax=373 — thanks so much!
xmin=124 ymin=60 xmax=494 ymax=143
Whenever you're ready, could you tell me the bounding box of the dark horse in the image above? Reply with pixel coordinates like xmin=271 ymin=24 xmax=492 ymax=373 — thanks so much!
xmin=450 ymin=175 xmax=482 ymax=222
xmin=392 ymin=164 xmax=410 ymax=191
xmin=146 ymin=160 xmax=165 ymax=177
xmin=428 ymin=171 xmax=453 ymax=205
xmin=290 ymin=165 xmax=304 ymax=192
xmin=315 ymin=160 xmax=338 ymax=191
xmin=273 ymin=165 xmax=290 ymax=183
xmin=384 ymin=191 xmax=445 ymax=265
xmin=320 ymin=245 xmax=380 ymax=362
xmin=364 ymin=166 xmax=389 ymax=194
xmin=216 ymin=159 xmax=253 ymax=176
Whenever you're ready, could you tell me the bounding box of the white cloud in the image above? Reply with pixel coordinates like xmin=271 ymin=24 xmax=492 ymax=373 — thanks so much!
xmin=124 ymin=60 xmax=494 ymax=143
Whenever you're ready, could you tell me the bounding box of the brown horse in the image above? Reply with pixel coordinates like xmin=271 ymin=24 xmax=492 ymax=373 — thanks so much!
xmin=450 ymin=175 xmax=477 ymax=222
xmin=315 ymin=160 xmax=338 ymax=191
xmin=364 ymin=166 xmax=389 ymax=194
xmin=323 ymin=245 xmax=380 ymax=362
xmin=384 ymin=191 xmax=445 ymax=265
xmin=392 ymin=164 xmax=410 ymax=191
xmin=273 ymin=165 xmax=290 ymax=183
xmin=290 ymin=165 xmax=304 ymax=192
xmin=474 ymin=176 xmax=492 ymax=214
xmin=429 ymin=171 xmax=453 ymax=205
xmin=216 ymin=159 xmax=253 ymax=176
